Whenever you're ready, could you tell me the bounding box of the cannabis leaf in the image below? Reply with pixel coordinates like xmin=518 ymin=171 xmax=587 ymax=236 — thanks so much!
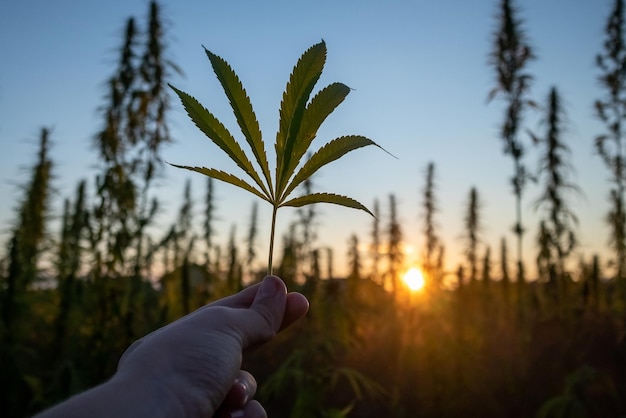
xmin=169 ymin=41 xmax=387 ymax=274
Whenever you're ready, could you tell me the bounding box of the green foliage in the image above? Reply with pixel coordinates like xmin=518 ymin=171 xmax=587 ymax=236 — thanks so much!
xmin=169 ymin=41 xmax=387 ymax=273
xmin=537 ymin=396 xmax=587 ymax=418
xmin=537 ymin=366 xmax=620 ymax=418
xmin=258 ymin=279 xmax=387 ymax=418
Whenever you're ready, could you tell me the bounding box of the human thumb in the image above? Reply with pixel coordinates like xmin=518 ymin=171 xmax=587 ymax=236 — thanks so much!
xmin=239 ymin=275 xmax=287 ymax=349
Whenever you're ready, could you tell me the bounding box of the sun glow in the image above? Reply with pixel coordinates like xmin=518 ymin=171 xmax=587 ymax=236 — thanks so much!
xmin=403 ymin=267 xmax=425 ymax=292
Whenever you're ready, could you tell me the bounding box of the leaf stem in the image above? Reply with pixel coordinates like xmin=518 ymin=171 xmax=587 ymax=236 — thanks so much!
xmin=268 ymin=205 xmax=278 ymax=275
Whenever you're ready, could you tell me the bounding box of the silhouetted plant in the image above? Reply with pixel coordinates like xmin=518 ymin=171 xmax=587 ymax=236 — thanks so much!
xmin=92 ymin=1 xmax=178 ymax=278
xmin=203 ymin=177 xmax=217 ymax=268
xmin=532 ymin=87 xmax=579 ymax=288
xmin=53 ymin=180 xmax=88 ymax=361
xmin=456 ymin=265 xmax=465 ymax=290
xmin=421 ymin=162 xmax=442 ymax=283
xmin=536 ymin=220 xmax=553 ymax=282
xmin=482 ymin=246 xmax=492 ymax=285
xmin=308 ymin=248 xmax=321 ymax=285
xmin=0 ymin=127 xmax=54 ymax=415
xmin=212 ymin=246 xmax=222 ymax=285
xmin=370 ymin=199 xmax=381 ymax=283
xmin=296 ymin=173 xmax=320 ymax=280
xmin=606 ymin=189 xmax=626 ymax=279
xmin=589 ymin=255 xmax=601 ymax=310
xmin=177 ymin=179 xmax=196 ymax=313
xmin=595 ymin=0 xmax=626 ymax=279
xmin=435 ymin=243 xmax=446 ymax=285
xmin=2 ymin=127 xmax=53 ymax=338
xmin=463 ymin=187 xmax=482 ymax=283
xmin=85 ymin=2 xmax=179 ymax=353
xmin=177 ymin=179 xmax=196 ymax=256
xmin=276 ymin=224 xmax=300 ymax=288
xmin=500 ymin=237 xmax=511 ymax=284
xmin=537 ymin=365 xmax=620 ymax=418
xmin=157 ymin=180 xmax=197 ymax=320
xmin=92 ymin=16 xmax=138 ymax=275
xmin=387 ymin=194 xmax=403 ymax=294
xmin=347 ymin=234 xmax=363 ymax=282
xmin=246 ymin=201 xmax=259 ymax=272
xmin=488 ymin=0 xmax=536 ymax=282
xmin=136 ymin=1 xmax=180 ymax=154
xmin=326 ymin=247 xmax=335 ymax=280
xmin=169 ymin=41 xmax=387 ymax=273
xmin=226 ymin=225 xmax=242 ymax=293
xmin=579 ymin=254 xmax=602 ymax=311
xmin=500 ymin=237 xmax=512 ymax=306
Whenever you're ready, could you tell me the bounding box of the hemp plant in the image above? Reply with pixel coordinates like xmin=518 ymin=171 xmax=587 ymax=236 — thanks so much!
xmin=169 ymin=41 xmax=385 ymax=274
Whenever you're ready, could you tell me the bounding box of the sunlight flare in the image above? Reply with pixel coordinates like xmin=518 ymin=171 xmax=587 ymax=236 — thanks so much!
xmin=403 ymin=267 xmax=425 ymax=292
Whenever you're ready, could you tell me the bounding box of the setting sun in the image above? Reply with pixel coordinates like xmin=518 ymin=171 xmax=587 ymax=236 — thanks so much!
xmin=403 ymin=267 xmax=425 ymax=292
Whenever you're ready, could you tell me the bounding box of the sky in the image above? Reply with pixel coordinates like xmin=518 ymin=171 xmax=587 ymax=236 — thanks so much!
xmin=0 ymin=0 xmax=613 ymax=279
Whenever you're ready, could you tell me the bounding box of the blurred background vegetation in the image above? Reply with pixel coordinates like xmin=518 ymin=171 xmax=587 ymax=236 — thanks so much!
xmin=2 ymin=1 xmax=626 ymax=417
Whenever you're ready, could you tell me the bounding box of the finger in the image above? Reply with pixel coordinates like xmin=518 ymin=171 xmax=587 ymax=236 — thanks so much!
xmin=238 ymin=275 xmax=288 ymax=348
xmin=280 ymin=292 xmax=309 ymax=331
xmin=221 ymin=370 xmax=257 ymax=409
xmin=197 ymin=275 xmax=307 ymax=314
xmin=136 ymin=285 xmax=264 ymax=345
xmin=190 ymin=276 xmax=306 ymax=350
xmin=251 ymin=276 xmax=287 ymax=333
xmin=202 ymin=282 xmax=262 ymax=310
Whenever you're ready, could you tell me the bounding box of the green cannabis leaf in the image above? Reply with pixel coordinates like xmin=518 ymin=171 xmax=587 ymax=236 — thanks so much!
xmin=169 ymin=41 xmax=387 ymax=274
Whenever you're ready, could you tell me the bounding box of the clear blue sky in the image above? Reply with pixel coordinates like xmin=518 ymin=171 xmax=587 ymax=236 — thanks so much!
xmin=0 ymin=0 xmax=612 ymax=278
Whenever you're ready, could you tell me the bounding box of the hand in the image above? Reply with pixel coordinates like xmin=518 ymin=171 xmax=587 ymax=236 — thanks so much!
xmin=35 ymin=276 xmax=309 ymax=418
xmin=117 ymin=275 xmax=309 ymax=417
